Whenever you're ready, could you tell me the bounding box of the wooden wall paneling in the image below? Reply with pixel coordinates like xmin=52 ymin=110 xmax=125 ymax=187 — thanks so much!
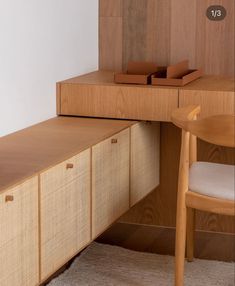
xmin=146 ymin=0 xmax=171 ymax=65
xmin=99 ymin=0 xmax=123 ymax=71
xmin=99 ymin=17 xmax=123 ymax=71
xmin=196 ymin=0 xmax=235 ymax=76
xmin=122 ymin=0 xmax=148 ymax=70
xmin=99 ymin=0 xmax=235 ymax=74
xmin=99 ymin=0 xmax=123 ymax=17
xmin=170 ymin=0 xmax=197 ymax=68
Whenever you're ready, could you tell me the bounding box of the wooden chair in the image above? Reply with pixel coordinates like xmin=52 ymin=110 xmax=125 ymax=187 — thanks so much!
xmin=171 ymin=105 xmax=235 ymax=286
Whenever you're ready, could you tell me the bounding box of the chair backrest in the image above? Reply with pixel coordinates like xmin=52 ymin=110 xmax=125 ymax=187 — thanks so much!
xmin=171 ymin=106 xmax=235 ymax=148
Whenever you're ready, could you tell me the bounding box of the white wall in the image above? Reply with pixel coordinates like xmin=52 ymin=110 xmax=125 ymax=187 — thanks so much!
xmin=0 ymin=0 xmax=98 ymax=136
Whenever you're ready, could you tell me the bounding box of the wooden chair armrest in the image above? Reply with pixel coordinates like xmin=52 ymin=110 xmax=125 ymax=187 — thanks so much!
xmin=171 ymin=106 xmax=201 ymax=130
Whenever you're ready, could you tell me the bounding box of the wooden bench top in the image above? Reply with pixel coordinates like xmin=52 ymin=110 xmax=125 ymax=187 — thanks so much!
xmin=59 ymin=70 xmax=234 ymax=92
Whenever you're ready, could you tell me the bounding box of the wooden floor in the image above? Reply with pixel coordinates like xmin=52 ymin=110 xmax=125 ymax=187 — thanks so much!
xmin=97 ymin=222 xmax=235 ymax=262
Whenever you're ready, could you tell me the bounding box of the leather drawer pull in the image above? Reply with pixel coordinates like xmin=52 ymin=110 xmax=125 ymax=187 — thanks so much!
xmin=66 ymin=163 xmax=74 ymax=169
xmin=5 ymin=195 xmax=14 ymax=202
xmin=111 ymin=139 xmax=118 ymax=144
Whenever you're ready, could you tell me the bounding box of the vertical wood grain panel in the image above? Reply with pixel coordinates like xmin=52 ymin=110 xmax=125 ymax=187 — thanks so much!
xmin=99 ymin=17 xmax=123 ymax=71
xmin=99 ymin=0 xmax=122 ymax=17
xmin=170 ymin=0 xmax=197 ymax=67
xmin=123 ymin=0 xmax=148 ymax=69
xmin=99 ymin=0 xmax=234 ymax=74
xmin=146 ymin=0 xmax=171 ymax=65
xmin=179 ymin=90 xmax=235 ymax=118
xmin=196 ymin=0 xmax=235 ymax=76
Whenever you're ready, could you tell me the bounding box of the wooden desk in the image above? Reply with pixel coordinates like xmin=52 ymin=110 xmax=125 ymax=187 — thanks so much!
xmin=57 ymin=70 xmax=235 ymax=262
xmin=180 ymin=76 xmax=234 ymax=117
xmin=57 ymin=70 xmax=234 ymax=121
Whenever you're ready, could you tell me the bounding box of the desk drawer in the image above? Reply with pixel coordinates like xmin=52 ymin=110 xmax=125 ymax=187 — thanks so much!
xmin=40 ymin=149 xmax=91 ymax=280
xmin=179 ymin=90 xmax=235 ymax=118
xmin=92 ymin=128 xmax=130 ymax=238
xmin=59 ymin=84 xmax=178 ymax=122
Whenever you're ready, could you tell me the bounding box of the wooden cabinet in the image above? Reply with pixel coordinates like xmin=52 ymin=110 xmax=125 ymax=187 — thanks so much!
xmin=130 ymin=122 xmax=160 ymax=206
xmin=0 ymin=178 xmax=39 ymax=286
xmin=92 ymin=128 xmax=130 ymax=239
xmin=40 ymin=149 xmax=91 ymax=280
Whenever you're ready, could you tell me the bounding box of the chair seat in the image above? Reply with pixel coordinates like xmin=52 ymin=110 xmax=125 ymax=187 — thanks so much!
xmin=189 ymin=162 xmax=235 ymax=201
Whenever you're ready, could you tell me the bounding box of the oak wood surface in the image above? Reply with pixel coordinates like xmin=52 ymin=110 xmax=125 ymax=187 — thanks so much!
xmin=0 ymin=116 xmax=136 ymax=193
xmin=0 ymin=177 xmax=39 ymax=286
xmin=122 ymin=0 xmax=148 ymax=70
xmin=60 ymin=81 xmax=178 ymax=122
xmin=99 ymin=0 xmax=234 ymax=76
xmin=99 ymin=17 xmax=123 ymax=71
xmin=170 ymin=0 xmax=197 ymax=67
xmin=195 ymin=0 xmax=235 ymax=76
xmin=40 ymin=149 xmax=91 ymax=280
xmin=186 ymin=191 xmax=235 ymax=217
xmin=92 ymin=129 xmax=130 ymax=239
xmin=99 ymin=0 xmax=122 ymax=17
xmin=146 ymin=0 xmax=171 ymax=65
xmin=175 ymin=130 xmax=190 ymax=286
xmin=179 ymin=90 xmax=235 ymax=118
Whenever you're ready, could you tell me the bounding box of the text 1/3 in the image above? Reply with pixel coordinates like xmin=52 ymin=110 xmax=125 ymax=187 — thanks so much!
xmin=206 ymin=5 xmax=226 ymax=21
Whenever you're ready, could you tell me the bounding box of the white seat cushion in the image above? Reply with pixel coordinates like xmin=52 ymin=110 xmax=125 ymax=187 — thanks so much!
xmin=189 ymin=162 xmax=235 ymax=201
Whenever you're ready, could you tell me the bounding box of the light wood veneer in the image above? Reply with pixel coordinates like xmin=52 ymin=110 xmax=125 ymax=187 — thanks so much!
xmin=57 ymin=71 xmax=178 ymax=122
xmin=180 ymin=76 xmax=235 ymax=118
xmin=0 ymin=116 xmax=135 ymax=193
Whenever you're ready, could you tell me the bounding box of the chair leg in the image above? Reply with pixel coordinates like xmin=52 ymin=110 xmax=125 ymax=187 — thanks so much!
xmin=186 ymin=208 xmax=195 ymax=262
xmin=175 ymin=204 xmax=187 ymax=286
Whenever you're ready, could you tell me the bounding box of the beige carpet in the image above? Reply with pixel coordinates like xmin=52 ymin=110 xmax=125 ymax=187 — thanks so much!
xmin=48 ymin=242 xmax=234 ymax=286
